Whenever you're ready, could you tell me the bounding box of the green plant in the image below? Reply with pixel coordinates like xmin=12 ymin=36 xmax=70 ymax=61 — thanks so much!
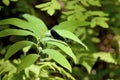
xmin=0 ymin=14 xmax=87 ymax=79
xmin=1 ymin=0 xmax=120 ymax=79
xmin=42 ymin=1 xmax=118 ymax=79
xmin=49 ymin=0 xmax=117 ymax=73
xmin=35 ymin=0 xmax=60 ymax=16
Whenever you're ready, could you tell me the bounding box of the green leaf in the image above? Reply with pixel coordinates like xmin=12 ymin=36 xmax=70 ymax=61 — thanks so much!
xmin=78 ymin=5 xmax=86 ymax=11
xmin=81 ymin=60 xmax=95 ymax=74
xmin=0 ymin=60 xmax=17 ymax=75
xmin=23 ymin=46 xmax=31 ymax=54
xmin=0 ymin=29 xmax=37 ymax=38
xmin=55 ymin=30 xmax=88 ymax=50
xmin=98 ymin=21 xmax=109 ymax=28
xmin=17 ymin=54 xmax=39 ymax=73
xmin=35 ymin=2 xmax=51 ymax=8
xmin=52 ymin=0 xmax=60 ymax=9
xmin=11 ymin=0 xmax=18 ymax=2
xmin=23 ymin=14 xmax=48 ymax=38
xmin=42 ymin=37 xmax=67 ymax=46
xmin=41 ymin=7 xmax=49 ymax=11
xmin=27 ymin=64 xmax=41 ymax=77
xmin=0 ymin=14 xmax=48 ymax=38
xmin=93 ymin=52 xmax=117 ymax=64
xmin=47 ymin=41 xmax=76 ymax=63
xmin=87 ymin=11 xmax=108 ymax=16
xmin=91 ymin=19 xmax=96 ymax=28
xmin=80 ymin=0 xmax=90 ymax=7
xmin=2 ymin=0 xmax=10 ymax=6
xmin=47 ymin=8 xmax=55 ymax=16
xmin=53 ymin=20 xmax=89 ymax=32
xmin=42 ymin=49 xmax=72 ymax=72
xmin=0 ymin=18 xmax=37 ymax=36
xmin=35 ymin=0 xmax=60 ymax=16
xmin=88 ymin=0 xmax=101 ymax=7
xmin=91 ymin=17 xmax=109 ymax=28
xmin=5 ymin=41 xmax=36 ymax=60
xmin=77 ymin=53 xmax=97 ymax=73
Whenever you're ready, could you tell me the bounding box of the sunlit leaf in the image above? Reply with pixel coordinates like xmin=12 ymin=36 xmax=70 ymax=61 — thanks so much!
xmin=77 ymin=53 xmax=97 ymax=73
xmin=35 ymin=2 xmax=51 ymax=8
xmin=43 ymin=37 xmax=67 ymax=46
xmin=0 ymin=18 xmax=39 ymax=37
xmin=5 ymin=41 xmax=36 ymax=60
xmin=23 ymin=46 xmax=31 ymax=54
xmin=88 ymin=0 xmax=101 ymax=7
xmin=0 ymin=29 xmax=37 ymax=38
xmin=75 ymin=5 xmax=86 ymax=11
xmin=91 ymin=19 xmax=96 ymax=28
xmin=26 ymin=64 xmax=41 ymax=77
xmin=41 ymin=7 xmax=49 ymax=11
xmin=11 ymin=0 xmax=18 ymax=2
xmin=2 ymin=0 xmax=10 ymax=6
xmin=23 ymin=14 xmax=48 ymax=38
xmin=80 ymin=0 xmax=90 ymax=7
xmin=47 ymin=8 xmax=55 ymax=16
xmin=81 ymin=60 xmax=95 ymax=74
xmin=46 ymin=41 xmax=76 ymax=63
xmin=52 ymin=0 xmax=60 ymax=9
xmin=17 ymin=54 xmax=39 ymax=73
xmin=35 ymin=0 xmax=60 ymax=16
xmin=53 ymin=20 xmax=89 ymax=32
xmin=91 ymin=17 xmax=109 ymax=28
xmin=87 ymin=11 xmax=109 ymax=16
xmin=93 ymin=52 xmax=117 ymax=64
xmin=55 ymin=30 xmax=88 ymax=50
xmin=0 ymin=60 xmax=17 ymax=75
xmin=98 ymin=21 xmax=109 ymax=28
xmin=42 ymin=49 xmax=72 ymax=72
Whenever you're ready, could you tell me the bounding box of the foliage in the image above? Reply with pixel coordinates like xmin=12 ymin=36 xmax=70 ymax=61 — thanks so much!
xmin=1 ymin=0 xmax=120 ymax=80
xmin=35 ymin=0 xmax=60 ymax=16
xmin=0 ymin=13 xmax=85 ymax=79
xmin=2 ymin=0 xmax=18 ymax=6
